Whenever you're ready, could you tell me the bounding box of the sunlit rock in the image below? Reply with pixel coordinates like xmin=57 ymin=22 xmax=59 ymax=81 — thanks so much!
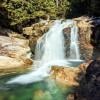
xmin=23 ymin=20 xmax=53 ymax=55
xmin=50 ymin=63 xmax=88 ymax=87
xmin=74 ymin=17 xmax=94 ymax=60
xmin=0 ymin=36 xmax=33 ymax=76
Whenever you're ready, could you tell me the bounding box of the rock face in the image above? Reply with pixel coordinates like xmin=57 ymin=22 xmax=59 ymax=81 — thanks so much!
xmin=0 ymin=36 xmax=33 ymax=76
xmin=23 ymin=20 xmax=53 ymax=57
xmin=63 ymin=27 xmax=71 ymax=57
xmin=91 ymin=18 xmax=100 ymax=48
xmin=63 ymin=17 xmax=94 ymax=61
xmin=51 ymin=63 xmax=88 ymax=87
xmin=75 ymin=60 xmax=100 ymax=100
xmin=74 ymin=17 xmax=93 ymax=60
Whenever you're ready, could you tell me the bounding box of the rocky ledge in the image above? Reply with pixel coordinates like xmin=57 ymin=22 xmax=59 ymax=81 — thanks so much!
xmin=50 ymin=62 xmax=90 ymax=87
xmin=0 ymin=36 xmax=33 ymax=76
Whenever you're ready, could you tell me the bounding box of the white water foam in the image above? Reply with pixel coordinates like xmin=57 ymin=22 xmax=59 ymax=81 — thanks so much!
xmin=7 ymin=20 xmax=82 ymax=84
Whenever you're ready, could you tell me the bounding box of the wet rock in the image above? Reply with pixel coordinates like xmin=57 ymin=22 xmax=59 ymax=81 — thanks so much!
xmin=63 ymin=27 xmax=71 ymax=57
xmin=63 ymin=27 xmax=71 ymax=35
xmin=0 ymin=36 xmax=33 ymax=76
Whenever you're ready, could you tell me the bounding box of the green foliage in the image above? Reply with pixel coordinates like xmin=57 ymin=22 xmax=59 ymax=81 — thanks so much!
xmin=2 ymin=0 xmax=92 ymax=28
xmin=0 ymin=0 xmax=71 ymax=26
xmin=56 ymin=0 xmax=70 ymax=17
xmin=2 ymin=0 xmax=98 ymax=28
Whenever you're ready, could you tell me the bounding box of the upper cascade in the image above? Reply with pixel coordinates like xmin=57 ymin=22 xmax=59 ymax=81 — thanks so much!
xmin=7 ymin=19 xmax=82 ymax=84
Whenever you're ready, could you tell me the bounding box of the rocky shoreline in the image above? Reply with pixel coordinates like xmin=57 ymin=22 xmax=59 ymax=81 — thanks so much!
xmin=0 ymin=36 xmax=33 ymax=76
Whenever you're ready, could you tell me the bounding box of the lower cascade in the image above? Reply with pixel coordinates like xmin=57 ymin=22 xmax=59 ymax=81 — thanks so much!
xmin=7 ymin=20 xmax=83 ymax=84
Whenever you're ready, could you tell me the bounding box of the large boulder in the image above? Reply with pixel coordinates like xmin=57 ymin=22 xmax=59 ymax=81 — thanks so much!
xmin=75 ymin=60 xmax=100 ymax=100
xmin=50 ymin=63 xmax=88 ymax=87
xmin=0 ymin=36 xmax=33 ymax=76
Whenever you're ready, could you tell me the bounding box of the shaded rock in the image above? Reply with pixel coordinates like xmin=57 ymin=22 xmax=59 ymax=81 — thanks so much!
xmin=75 ymin=60 xmax=100 ymax=100
xmin=91 ymin=18 xmax=100 ymax=48
xmin=85 ymin=60 xmax=100 ymax=82
xmin=0 ymin=26 xmax=15 ymax=36
xmin=0 ymin=26 xmax=25 ymax=39
xmin=0 ymin=36 xmax=32 ymax=76
xmin=63 ymin=27 xmax=71 ymax=35
xmin=63 ymin=27 xmax=71 ymax=57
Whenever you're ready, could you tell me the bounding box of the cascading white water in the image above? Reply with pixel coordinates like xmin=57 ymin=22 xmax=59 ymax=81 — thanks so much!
xmin=70 ymin=22 xmax=80 ymax=60
xmin=7 ymin=20 xmax=82 ymax=84
xmin=35 ymin=20 xmax=65 ymax=63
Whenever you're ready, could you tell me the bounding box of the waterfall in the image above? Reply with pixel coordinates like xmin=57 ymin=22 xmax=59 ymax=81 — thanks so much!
xmin=35 ymin=20 xmax=65 ymax=63
xmin=70 ymin=22 xmax=80 ymax=60
xmin=7 ymin=20 xmax=82 ymax=84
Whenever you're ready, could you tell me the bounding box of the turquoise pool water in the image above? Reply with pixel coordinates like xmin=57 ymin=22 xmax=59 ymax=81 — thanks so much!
xmin=0 ymin=75 xmax=73 ymax=100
